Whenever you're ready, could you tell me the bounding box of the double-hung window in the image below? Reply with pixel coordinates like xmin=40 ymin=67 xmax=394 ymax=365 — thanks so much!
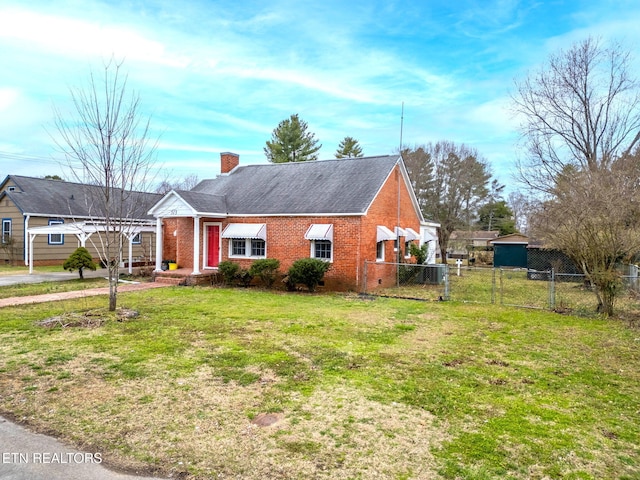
xmin=48 ymin=219 xmax=64 ymax=245
xmin=222 ymin=223 xmax=267 ymax=259
xmin=305 ymin=224 xmax=333 ymax=262
xmin=1 ymin=219 xmax=11 ymax=244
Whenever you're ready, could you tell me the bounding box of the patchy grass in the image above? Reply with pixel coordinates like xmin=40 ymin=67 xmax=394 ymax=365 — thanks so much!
xmin=0 ymin=288 xmax=639 ymax=479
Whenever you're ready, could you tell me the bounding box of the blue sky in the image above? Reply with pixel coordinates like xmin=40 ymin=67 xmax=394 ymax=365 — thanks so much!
xmin=1 ymin=0 xmax=640 ymax=189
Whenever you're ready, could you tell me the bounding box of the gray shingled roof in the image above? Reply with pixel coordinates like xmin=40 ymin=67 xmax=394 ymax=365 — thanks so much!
xmin=173 ymin=190 xmax=227 ymax=215
xmin=191 ymin=155 xmax=401 ymax=215
xmin=3 ymin=175 xmax=161 ymax=220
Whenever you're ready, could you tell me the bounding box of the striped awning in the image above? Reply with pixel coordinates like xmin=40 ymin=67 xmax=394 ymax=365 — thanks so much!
xmin=305 ymin=224 xmax=334 ymax=241
xmin=376 ymin=225 xmax=396 ymax=242
xmin=221 ymin=223 xmax=266 ymax=240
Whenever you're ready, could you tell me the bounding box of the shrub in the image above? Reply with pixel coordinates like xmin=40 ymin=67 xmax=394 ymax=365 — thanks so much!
xmin=249 ymin=258 xmax=281 ymax=288
xmin=409 ymin=243 xmax=429 ymax=264
xmin=237 ymin=268 xmax=254 ymax=287
xmin=286 ymin=258 xmax=330 ymax=292
xmin=218 ymin=261 xmax=240 ymax=285
xmin=63 ymin=247 xmax=97 ymax=279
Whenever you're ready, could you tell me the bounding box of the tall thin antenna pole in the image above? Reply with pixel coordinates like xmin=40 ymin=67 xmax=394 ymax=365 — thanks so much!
xmin=399 ymin=102 xmax=404 ymax=152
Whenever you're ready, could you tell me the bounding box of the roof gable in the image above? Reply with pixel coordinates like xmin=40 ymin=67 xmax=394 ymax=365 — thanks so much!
xmin=192 ymin=155 xmax=407 ymax=216
xmin=148 ymin=190 xmax=227 ymax=217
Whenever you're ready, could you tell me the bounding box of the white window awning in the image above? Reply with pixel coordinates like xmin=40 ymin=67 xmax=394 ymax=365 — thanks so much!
xmin=377 ymin=225 xmax=396 ymax=242
xmin=405 ymin=227 xmax=420 ymax=241
xmin=221 ymin=223 xmax=266 ymax=240
xmin=305 ymin=224 xmax=334 ymax=241
xmin=423 ymin=230 xmax=437 ymax=242
xmin=395 ymin=226 xmax=406 ymax=238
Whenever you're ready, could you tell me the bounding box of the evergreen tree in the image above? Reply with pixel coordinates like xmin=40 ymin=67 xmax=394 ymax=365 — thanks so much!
xmin=264 ymin=114 xmax=321 ymax=162
xmin=335 ymin=136 xmax=363 ymax=158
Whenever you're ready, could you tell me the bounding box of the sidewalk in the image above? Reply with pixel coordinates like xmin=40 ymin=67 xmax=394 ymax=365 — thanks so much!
xmin=0 ymin=415 xmax=165 ymax=480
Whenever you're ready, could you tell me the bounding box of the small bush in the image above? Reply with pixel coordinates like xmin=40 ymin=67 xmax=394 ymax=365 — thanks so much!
xmin=237 ymin=268 xmax=254 ymax=287
xmin=409 ymin=243 xmax=429 ymax=265
xmin=287 ymin=258 xmax=330 ymax=292
xmin=218 ymin=261 xmax=240 ymax=285
xmin=63 ymin=247 xmax=97 ymax=279
xmin=249 ymin=258 xmax=280 ymax=288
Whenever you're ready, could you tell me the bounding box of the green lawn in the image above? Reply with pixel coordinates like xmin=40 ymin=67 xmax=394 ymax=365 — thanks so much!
xmin=0 ymin=287 xmax=638 ymax=479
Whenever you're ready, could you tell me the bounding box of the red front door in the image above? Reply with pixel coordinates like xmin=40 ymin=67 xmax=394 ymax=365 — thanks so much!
xmin=206 ymin=225 xmax=220 ymax=268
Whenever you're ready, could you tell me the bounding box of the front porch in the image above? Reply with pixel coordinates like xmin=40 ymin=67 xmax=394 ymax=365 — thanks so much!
xmin=153 ymin=267 xmax=221 ymax=286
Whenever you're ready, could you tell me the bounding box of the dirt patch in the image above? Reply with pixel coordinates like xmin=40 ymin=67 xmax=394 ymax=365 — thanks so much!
xmin=37 ymin=308 xmax=139 ymax=328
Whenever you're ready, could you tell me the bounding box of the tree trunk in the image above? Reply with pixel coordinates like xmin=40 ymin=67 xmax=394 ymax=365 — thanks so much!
xmin=108 ymin=263 xmax=118 ymax=312
xmin=79 ymin=267 xmax=84 ymax=280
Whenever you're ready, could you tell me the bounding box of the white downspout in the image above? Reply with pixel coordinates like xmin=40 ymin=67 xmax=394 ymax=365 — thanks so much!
xmin=24 ymin=215 xmax=30 ymax=266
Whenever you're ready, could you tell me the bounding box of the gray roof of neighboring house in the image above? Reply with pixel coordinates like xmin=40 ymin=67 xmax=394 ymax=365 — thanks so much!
xmin=1 ymin=175 xmax=161 ymax=220
xmin=190 ymin=155 xmax=403 ymax=215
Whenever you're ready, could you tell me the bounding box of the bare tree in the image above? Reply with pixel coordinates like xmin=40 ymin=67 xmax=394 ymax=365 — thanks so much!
xmin=54 ymin=58 xmax=157 ymax=311
xmin=529 ymin=157 xmax=640 ymax=315
xmin=513 ymin=38 xmax=640 ymax=315
xmin=507 ymin=191 xmax=533 ymax=234
xmin=512 ymin=37 xmax=640 ymax=192
xmin=403 ymin=141 xmax=493 ymax=262
xmin=156 ymin=173 xmax=200 ymax=194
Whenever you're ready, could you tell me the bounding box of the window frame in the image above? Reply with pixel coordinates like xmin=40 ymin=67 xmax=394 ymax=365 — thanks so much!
xmin=1 ymin=219 xmax=11 ymax=244
xmin=311 ymin=239 xmax=333 ymax=262
xmin=132 ymin=232 xmax=142 ymax=244
xmin=376 ymin=241 xmax=385 ymax=262
xmin=404 ymin=240 xmax=413 ymax=259
xmin=48 ymin=219 xmax=64 ymax=245
xmin=228 ymin=237 xmax=267 ymax=259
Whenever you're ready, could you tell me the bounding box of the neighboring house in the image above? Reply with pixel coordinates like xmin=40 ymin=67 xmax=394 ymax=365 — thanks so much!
xmin=0 ymin=175 xmax=161 ymax=269
xmin=149 ymin=153 xmax=431 ymax=291
xmin=448 ymin=230 xmax=500 ymax=258
xmin=490 ymin=233 xmax=529 ymax=268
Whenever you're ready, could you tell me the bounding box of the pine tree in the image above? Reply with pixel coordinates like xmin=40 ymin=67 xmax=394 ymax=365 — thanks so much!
xmin=335 ymin=136 xmax=363 ymax=158
xmin=264 ymin=114 xmax=321 ymax=162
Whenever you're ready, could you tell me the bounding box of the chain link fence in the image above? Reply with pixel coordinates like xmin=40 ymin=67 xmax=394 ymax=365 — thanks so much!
xmin=362 ymin=261 xmax=640 ymax=317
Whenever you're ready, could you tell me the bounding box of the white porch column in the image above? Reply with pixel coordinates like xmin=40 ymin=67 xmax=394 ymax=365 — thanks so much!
xmin=193 ymin=216 xmax=201 ymax=275
xmin=28 ymin=233 xmax=35 ymax=274
xmin=155 ymin=217 xmax=163 ymax=272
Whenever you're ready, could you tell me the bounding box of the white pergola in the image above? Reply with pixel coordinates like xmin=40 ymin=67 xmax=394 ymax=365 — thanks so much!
xmin=26 ymin=221 xmax=157 ymax=274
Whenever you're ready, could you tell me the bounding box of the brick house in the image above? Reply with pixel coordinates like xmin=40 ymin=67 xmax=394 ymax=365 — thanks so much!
xmin=0 ymin=175 xmax=160 ymax=270
xmin=148 ymin=153 xmax=430 ymax=291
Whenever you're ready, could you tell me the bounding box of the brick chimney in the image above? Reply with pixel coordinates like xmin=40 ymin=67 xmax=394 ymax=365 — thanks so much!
xmin=220 ymin=152 xmax=240 ymax=174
